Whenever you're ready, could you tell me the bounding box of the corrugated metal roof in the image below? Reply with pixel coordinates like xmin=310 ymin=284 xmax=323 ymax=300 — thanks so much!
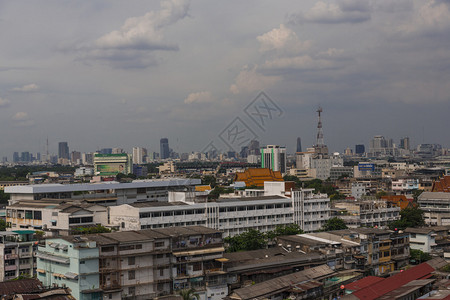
xmin=351 ymin=258 xmax=446 ymax=300
xmin=0 ymin=278 xmax=43 ymax=295
xmin=4 ymin=178 xmax=201 ymax=194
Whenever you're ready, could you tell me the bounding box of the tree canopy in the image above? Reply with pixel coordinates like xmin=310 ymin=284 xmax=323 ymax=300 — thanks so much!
xmin=388 ymin=206 xmax=425 ymax=230
xmin=225 ymin=225 xmax=304 ymax=252
xmin=73 ymin=224 xmax=111 ymax=235
xmin=178 ymin=288 xmax=199 ymax=300
xmin=321 ymin=217 xmax=348 ymax=231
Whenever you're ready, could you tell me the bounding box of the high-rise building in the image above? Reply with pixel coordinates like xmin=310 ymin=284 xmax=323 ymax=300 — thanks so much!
xmin=13 ymin=152 xmax=19 ymax=163
xmin=355 ymin=144 xmax=365 ymax=155
xmin=249 ymin=140 xmax=260 ymax=155
xmin=132 ymin=147 xmax=147 ymax=165
xmin=111 ymin=148 xmax=124 ymax=154
xmin=261 ymin=145 xmax=286 ymax=174
xmin=71 ymin=151 xmax=81 ymax=164
xmin=369 ymin=136 xmax=396 ymax=157
xmin=400 ymin=137 xmax=410 ymax=150
xmin=99 ymin=148 xmax=112 ymax=155
xmin=21 ymin=152 xmax=31 ymax=162
xmin=160 ymin=138 xmax=169 ymax=160
xmin=58 ymin=142 xmax=69 ymax=159
xmin=296 ymin=137 xmax=302 ymax=153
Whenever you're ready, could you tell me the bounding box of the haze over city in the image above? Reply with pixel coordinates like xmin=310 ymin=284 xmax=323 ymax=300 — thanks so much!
xmin=1 ymin=0 xmax=449 ymax=158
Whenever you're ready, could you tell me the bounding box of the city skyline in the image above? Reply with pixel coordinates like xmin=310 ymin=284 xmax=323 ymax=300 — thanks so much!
xmin=1 ymin=0 xmax=449 ymax=158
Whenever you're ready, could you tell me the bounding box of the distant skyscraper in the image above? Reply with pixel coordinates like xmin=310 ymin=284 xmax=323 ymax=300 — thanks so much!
xmin=99 ymin=148 xmax=113 ymax=155
xmin=296 ymin=137 xmax=302 ymax=153
xmin=13 ymin=152 xmax=19 ymax=163
xmin=261 ymin=145 xmax=286 ymax=174
xmin=249 ymin=140 xmax=260 ymax=155
xmin=21 ymin=152 xmax=30 ymax=162
xmin=160 ymin=138 xmax=169 ymax=160
xmin=58 ymin=142 xmax=69 ymax=159
xmin=400 ymin=137 xmax=410 ymax=150
xmin=132 ymin=147 xmax=147 ymax=165
xmin=355 ymin=144 xmax=365 ymax=155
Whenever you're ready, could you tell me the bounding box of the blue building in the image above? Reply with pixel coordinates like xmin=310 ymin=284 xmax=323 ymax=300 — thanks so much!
xmin=36 ymin=236 xmax=101 ymax=300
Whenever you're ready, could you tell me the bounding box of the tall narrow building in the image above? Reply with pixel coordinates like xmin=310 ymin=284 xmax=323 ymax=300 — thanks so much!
xmin=160 ymin=138 xmax=169 ymax=160
xmin=261 ymin=145 xmax=286 ymax=174
xmin=296 ymin=137 xmax=302 ymax=153
xmin=58 ymin=142 xmax=69 ymax=159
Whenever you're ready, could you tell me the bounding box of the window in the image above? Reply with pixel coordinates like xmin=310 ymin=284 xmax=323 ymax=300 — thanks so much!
xmin=159 ymin=268 xmax=164 ymax=276
xmin=155 ymin=241 xmax=164 ymax=248
xmin=193 ymin=262 xmax=202 ymax=271
xmin=102 ymin=246 xmax=114 ymax=252
xmin=34 ymin=211 xmax=42 ymax=220
xmin=128 ymin=270 xmax=135 ymax=280
xmin=128 ymin=257 xmax=135 ymax=265
xmin=128 ymin=287 xmax=135 ymax=295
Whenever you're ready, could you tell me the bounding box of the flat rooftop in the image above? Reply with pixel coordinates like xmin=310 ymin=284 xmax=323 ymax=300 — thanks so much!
xmin=4 ymin=178 xmax=201 ymax=194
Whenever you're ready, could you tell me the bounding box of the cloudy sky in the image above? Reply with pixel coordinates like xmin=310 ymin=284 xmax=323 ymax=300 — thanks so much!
xmin=1 ymin=0 xmax=449 ymax=159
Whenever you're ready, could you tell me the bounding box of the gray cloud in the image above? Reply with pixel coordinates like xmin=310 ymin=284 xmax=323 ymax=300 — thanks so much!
xmin=70 ymin=0 xmax=190 ymax=69
xmin=289 ymin=1 xmax=371 ymax=24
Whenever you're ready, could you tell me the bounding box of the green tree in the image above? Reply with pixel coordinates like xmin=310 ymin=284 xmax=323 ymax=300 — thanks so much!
xmin=388 ymin=206 xmax=425 ymax=230
xmin=410 ymin=249 xmax=431 ymax=264
xmin=202 ymin=175 xmax=216 ymax=188
xmin=321 ymin=217 xmax=348 ymax=231
xmin=412 ymin=189 xmax=424 ymax=202
xmin=376 ymin=191 xmax=388 ymax=199
xmin=178 ymin=288 xmax=199 ymax=300
xmin=73 ymin=225 xmax=111 ymax=235
xmin=0 ymin=219 xmax=7 ymax=231
xmin=225 ymin=229 xmax=267 ymax=252
xmin=267 ymin=224 xmax=303 ymax=239
xmin=208 ymin=186 xmax=234 ymax=200
xmin=0 ymin=190 xmax=9 ymax=205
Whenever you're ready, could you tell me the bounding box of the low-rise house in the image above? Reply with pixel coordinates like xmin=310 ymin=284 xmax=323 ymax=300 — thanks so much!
xmin=333 ymin=200 xmax=400 ymax=229
xmin=222 ymin=247 xmax=327 ymax=289
xmin=405 ymin=226 xmax=450 ymax=254
xmin=227 ymin=264 xmax=362 ymax=300
xmin=342 ymin=258 xmax=448 ymax=300
xmin=332 ymin=228 xmax=410 ymax=275
xmin=6 ymin=199 xmax=108 ymax=236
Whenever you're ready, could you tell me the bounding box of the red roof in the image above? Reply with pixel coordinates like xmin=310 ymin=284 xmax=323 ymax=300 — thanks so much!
xmin=352 ymin=262 xmax=435 ymax=300
xmin=432 ymin=176 xmax=450 ymax=192
xmin=344 ymin=276 xmax=384 ymax=292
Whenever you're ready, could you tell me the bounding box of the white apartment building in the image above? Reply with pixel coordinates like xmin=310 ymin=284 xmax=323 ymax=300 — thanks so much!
xmin=109 ymin=187 xmax=330 ymax=236
xmin=296 ymin=151 xmax=344 ymax=180
xmin=391 ymin=178 xmax=419 ymax=195
xmin=132 ymin=147 xmax=147 ymax=165
xmin=333 ymin=200 xmax=400 ymax=229
xmin=6 ymin=200 xmax=108 ymax=235
xmin=418 ymin=192 xmax=450 ymax=226
xmin=5 ymin=179 xmax=201 ymax=206
xmin=261 ymin=145 xmax=286 ymax=174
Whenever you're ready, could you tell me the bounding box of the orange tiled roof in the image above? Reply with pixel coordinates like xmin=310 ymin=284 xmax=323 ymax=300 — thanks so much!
xmin=381 ymin=195 xmax=415 ymax=210
xmin=235 ymin=168 xmax=283 ymax=187
xmin=195 ymin=185 xmax=212 ymax=192
xmin=432 ymin=176 xmax=450 ymax=192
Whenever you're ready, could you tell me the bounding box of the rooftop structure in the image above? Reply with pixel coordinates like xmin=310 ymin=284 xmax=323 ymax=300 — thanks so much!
xmin=432 ymin=176 xmax=450 ymax=192
xmin=234 ymin=168 xmax=283 ymax=187
xmin=5 ymin=178 xmax=201 ymax=205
